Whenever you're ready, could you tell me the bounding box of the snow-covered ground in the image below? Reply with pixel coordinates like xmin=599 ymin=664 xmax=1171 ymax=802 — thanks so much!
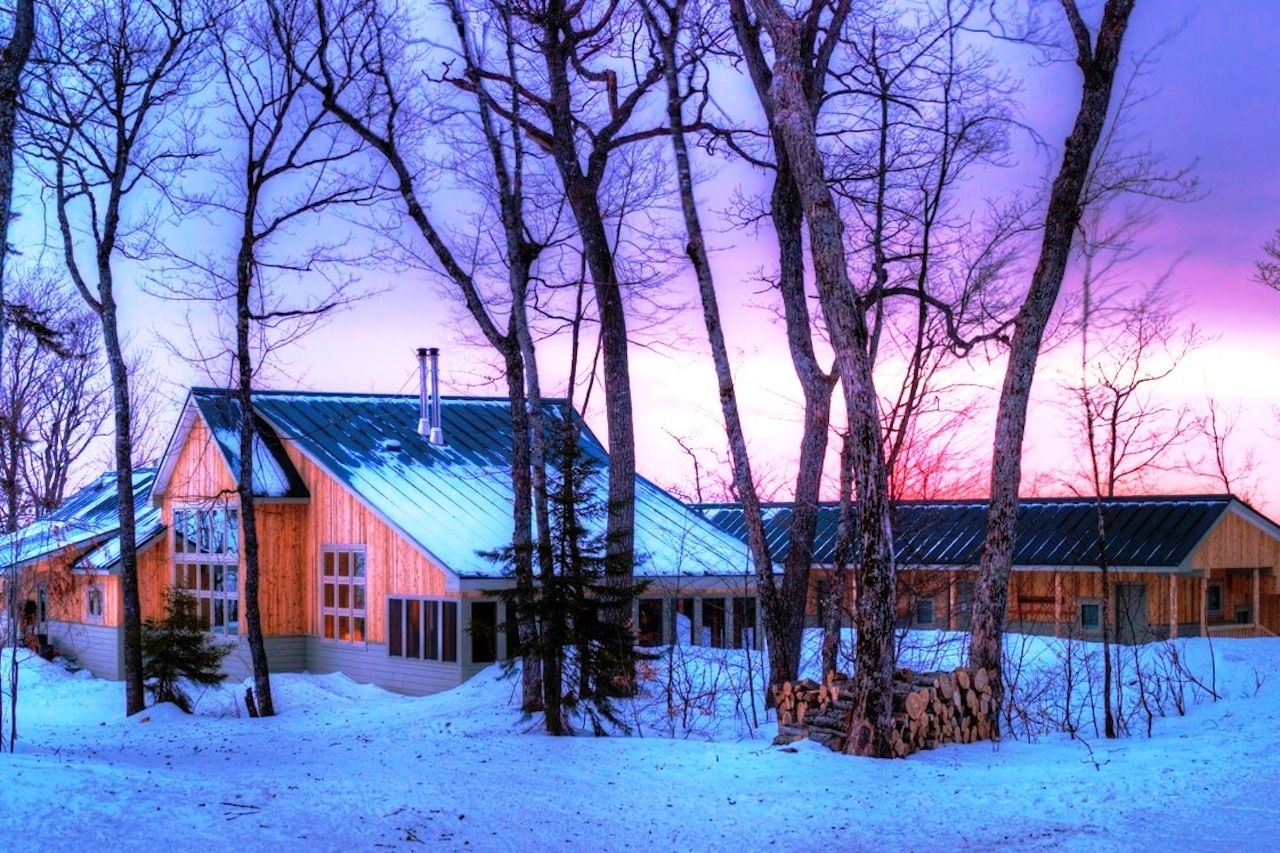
xmin=1 ymin=634 xmax=1277 ymax=851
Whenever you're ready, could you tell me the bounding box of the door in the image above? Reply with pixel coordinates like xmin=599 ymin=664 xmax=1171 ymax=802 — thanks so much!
xmin=1114 ymin=583 xmax=1149 ymax=644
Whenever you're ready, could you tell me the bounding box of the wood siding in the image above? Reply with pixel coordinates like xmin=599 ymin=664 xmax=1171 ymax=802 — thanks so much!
xmin=1190 ymin=510 xmax=1280 ymax=572
xmin=279 ymin=441 xmax=451 ymax=645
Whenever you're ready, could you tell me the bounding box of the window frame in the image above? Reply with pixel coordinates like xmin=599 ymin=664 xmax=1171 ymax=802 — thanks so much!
xmin=915 ymin=596 xmax=935 ymax=627
xmin=1206 ymin=582 xmax=1224 ymax=617
xmin=172 ymin=505 xmax=241 ymax=636
xmin=386 ymin=595 xmax=458 ymax=663
xmin=85 ymin=583 xmax=104 ymax=623
xmin=320 ymin=545 xmax=368 ymax=645
xmin=1079 ymin=599 xmax=1102 ymax=631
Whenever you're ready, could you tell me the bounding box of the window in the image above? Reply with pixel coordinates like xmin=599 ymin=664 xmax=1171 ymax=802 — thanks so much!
xmin=471 ymin=601 xmax=498 ymax=664
xmin=321 ymin=548 xmax=366 ymax=642
xmin=702 ymin=598 xmax=727 ymax=648
xmin=1079 ymin=601 xmax=1101 ymax=630
xmin=1206 ymin=583 xmax=1223 ymax=616
xmin=86 ymin=585 xmax=104 ymax=621
xmin=732 ymin=597 xmax=757 ymax=650
xmin=36 ymin=584 xmax=47 ymax=624
xmin=915 ymin=597 xmax=935 ymax=626
xmin=173 ymin=507 xmax=239 ymax=634
xmin=1235 ymin=606 xmax=1250 ymax=625
xmin=388 ymin=597 xmax=457 ymax=662
xmin=637 ymin=599 xmax=665 ymax=647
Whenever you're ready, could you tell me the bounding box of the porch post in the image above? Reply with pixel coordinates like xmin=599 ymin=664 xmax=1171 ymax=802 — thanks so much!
xmin=724 ymin=596 xmax=735 ymax=650
xmin=692 ymin=597 xmax=703 ymax=647
xmin=948 ymin=571 xmax=957 ymax=630
xmin=1200 ymin=575 xmax=1208 ymax=638
xmin=1053 ymin=571 xmax=1063 ymax=638
xmin=1253 ymin=568 xmax=1261 ymax=628
xmin=1169 ymin=576 xmax=1178 ymax=641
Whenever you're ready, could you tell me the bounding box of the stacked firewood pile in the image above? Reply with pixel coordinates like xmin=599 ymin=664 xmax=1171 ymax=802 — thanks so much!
xmin=773 ymin=666 xmax=998 ymax=757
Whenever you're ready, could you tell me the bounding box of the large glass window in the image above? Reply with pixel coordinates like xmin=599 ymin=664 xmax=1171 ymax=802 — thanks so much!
xmin=173 ymin=507 xmax=239 ymax=634
xmin=388 ymin=597 xmax=458 ymax=663
xmin=321 ymin=548 xmax=366 ymax=642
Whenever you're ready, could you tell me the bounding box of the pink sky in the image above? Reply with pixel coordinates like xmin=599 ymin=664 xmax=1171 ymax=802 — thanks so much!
xmin=82 ymin=0 xmax=1279 ymax=517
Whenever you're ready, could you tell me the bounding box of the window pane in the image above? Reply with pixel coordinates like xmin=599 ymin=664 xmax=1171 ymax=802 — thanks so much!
xmin=442 ymin=602 xmax=458 ymax=663
xmin=226 ymin=568 xmax=238 ymax=596
xmin=338 ymin=584 xmax=350 ymax=610
xmin=227 ymin=599 xmax=239 ymax=634
xmin=353 ymin=617 xmax=365 ymax=643
xmin=354 ymin=584 xmax=366 ymax=611
xmin=389 ymin=599 xmax=403 ymax=657
xmin=337 ymin=553 xmax=349 ymax=577
xmin=214 ymin=599 xmax=225 ymax=631
xmin=226 ymin=511 xmax=238 ymax=555
xmin=676 ymin=598 xmax=695 ymax=645
xmin=424 ymin=601 xmax=438 ymax=660
xmin=200 ymin=565 xmax=211 ymax=592
xmin=324 ymin=614 xmax=335 ymax=639
xmin=703 ymin=598 xmax=727 ymax=648
xmin=406 ymin=600 xmax=421 ymax=658
xmin=213 ymin=565 xmax=224 ymax=592
xmin=471 ymin=602 xmax=497 ymax=664
xmin=323 ymin=582 xmax=335 ymax=608
xmin=338 ymin=615 xmax=350 ymax=642
xmin=200 ymin=597 xmax=211 ymax=628
xmin=638 ymin=599 xmax=664 ymax=647
xmin=732 ymin=597 xmax=756 ymax=650
xmin=353 ymin=552 xmax=365 ymax=578
xmin=323 ymin=552 xmax=334 ymax=577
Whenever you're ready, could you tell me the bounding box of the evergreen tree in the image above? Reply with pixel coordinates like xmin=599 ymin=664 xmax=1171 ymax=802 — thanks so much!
xmin=141 ymin=588 xmax=234 ymax=713
xmin=485 ymin=410 xmax=648 ymax=733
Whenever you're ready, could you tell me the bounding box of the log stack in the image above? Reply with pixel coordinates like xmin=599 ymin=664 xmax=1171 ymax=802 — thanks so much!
xmin=773 ymin=666 xmax=998 ymax=757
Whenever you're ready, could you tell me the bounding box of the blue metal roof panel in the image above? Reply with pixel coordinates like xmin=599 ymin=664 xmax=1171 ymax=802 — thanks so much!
xmin=0 ymin=469 xmax=159 ymax=569
xmin=191 ymin=391 xmax=310 ymax=499
xmin=693 ymin=496 xmax=1235 ymax=569
xmin=250 ymin=391 xmax=752 ymax=578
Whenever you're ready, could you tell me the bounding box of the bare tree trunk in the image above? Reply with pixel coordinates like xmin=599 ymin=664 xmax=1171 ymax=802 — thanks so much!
xmin=0 ymin=0 xmax=35 ymax=354
xmin=728 ymin=0 xmax=839 ymax=692
xmin=821 ymin=431 xmax=855 ymax=677
xmin=747 ymin=0 xmax=898 ymax=757
xmin=100 ymin=286 xmax=145 ymax=715
xmin=644 ymin=0 xmax=780 ymax=696
xmin=235 ymin=226 xmax=275 ymax=718
xmin=969 ymin=0 xmax=1137 ymax=735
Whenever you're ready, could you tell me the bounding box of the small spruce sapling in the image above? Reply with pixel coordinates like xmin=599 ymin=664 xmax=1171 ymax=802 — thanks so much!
xmin=141 ymin=587 xmax=234 ymax=713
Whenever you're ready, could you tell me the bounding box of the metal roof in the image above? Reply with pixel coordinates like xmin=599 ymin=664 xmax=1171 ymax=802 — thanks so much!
xmin=0 ymin=469 xmax=163 ymax=571
xmin=693 ymin=496 xmax=1240 ymax=569
xmin=230 ymin=390 xmax=753 ymax=579
xmin=191 ymin=391 xmax=310 ymax=499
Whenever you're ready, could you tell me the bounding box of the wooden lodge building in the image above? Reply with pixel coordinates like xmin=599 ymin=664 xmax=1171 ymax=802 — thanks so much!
xmin=0 ymin=386 xmax=756 ymax=690
xmin=695 ymin=498 xmax=1280 ymax=642
xmin=2 ymin=379 xmax=1277 ymax=695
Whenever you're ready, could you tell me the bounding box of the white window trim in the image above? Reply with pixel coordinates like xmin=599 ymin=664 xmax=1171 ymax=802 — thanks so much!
xmin=319 ymin=545 xmax=368 ymax=645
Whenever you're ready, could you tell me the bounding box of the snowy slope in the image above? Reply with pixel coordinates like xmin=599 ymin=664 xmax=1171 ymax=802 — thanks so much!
xmin=0 ymin=635 xmax=1277 ymax=851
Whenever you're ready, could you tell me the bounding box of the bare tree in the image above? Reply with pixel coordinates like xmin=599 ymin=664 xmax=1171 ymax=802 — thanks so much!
xmin=1256 ymin=228 xmax=1280 ymax=291
xmin=967 ymin=0 xmax=1140 ymax=735
xmin=1196 ymin=397 xmax=1258 ymax=501
xmin=279 ymin=0 xmax=565 ymax=721
xmin=25 ymin=0 xmax=217 ymax=715
xmin=186 ymin=0 xmax=374 ymax=719
xmin=0 ymin=0 xmax=34 ymax=353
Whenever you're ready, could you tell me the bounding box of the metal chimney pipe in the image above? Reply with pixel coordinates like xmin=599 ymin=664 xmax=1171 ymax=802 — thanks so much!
xmin=415 ymin=348 xmax=431 ymax=437
xmin=427 ymin=347 xmax=444 ymax=446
